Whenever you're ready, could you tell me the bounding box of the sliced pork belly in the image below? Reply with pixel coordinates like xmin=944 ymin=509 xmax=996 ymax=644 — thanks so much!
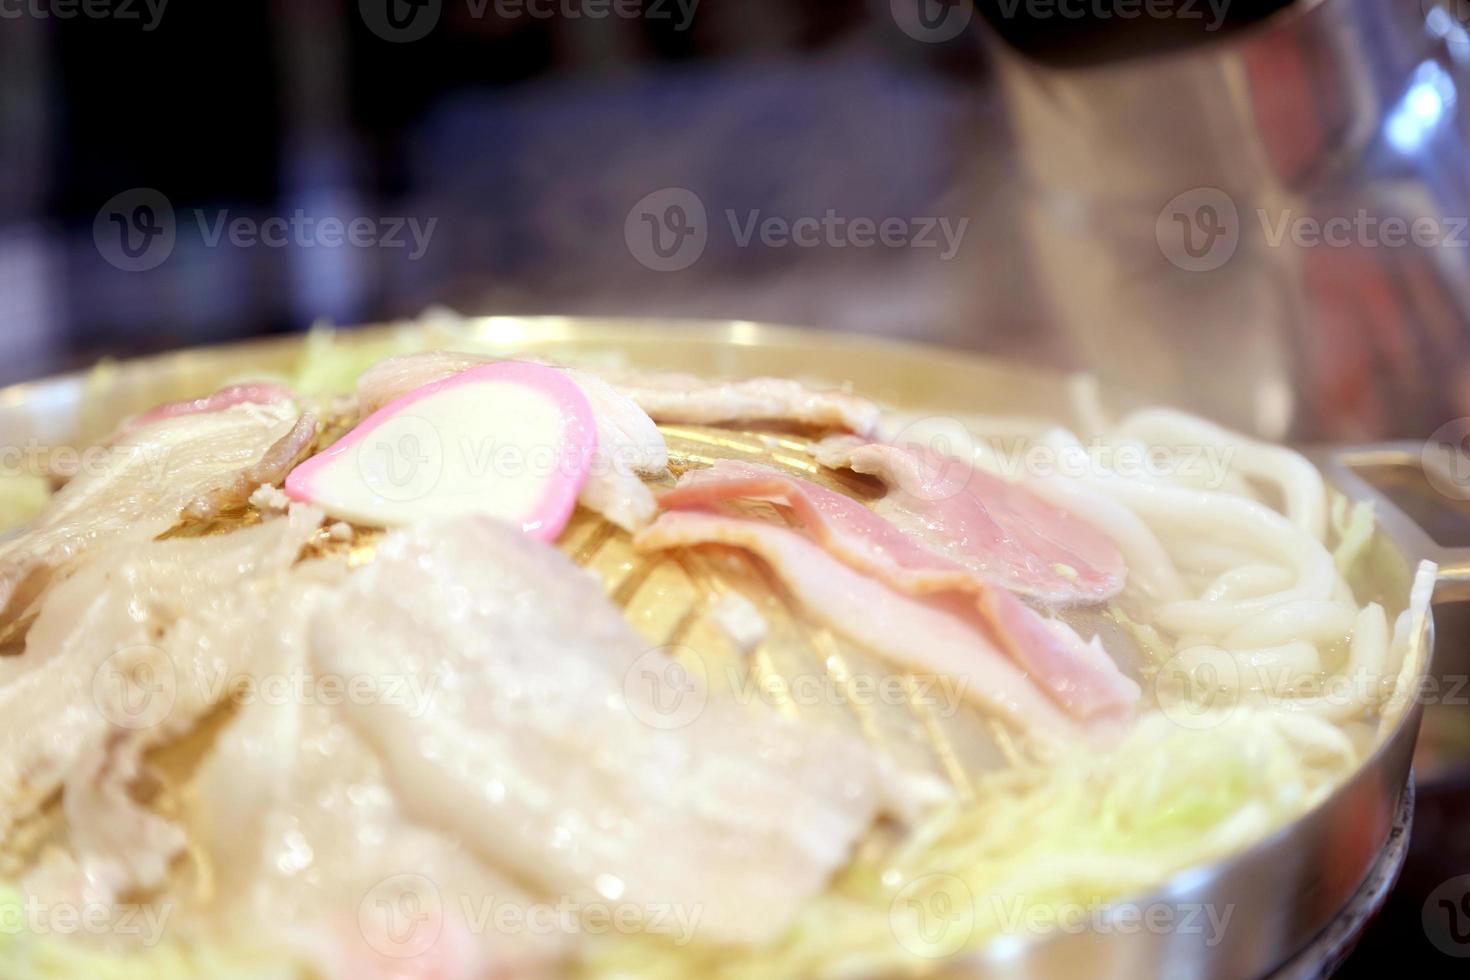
xmin=0 ymin=397 xmax=303 ymax=627
xmin=191 ymin=697 xmax=561 ymax=979
xmin=0 ymin=506 xmax=323 ymax=851
xmin=658 ymin=462 xmax=1138 ymax=719
xmin=814 ymin=438 xmax=1126 ymax=605
xmin=593 ymin=364 xmax=881 ymax=434
xmin=25 ymin=736 xmax=190 ymax=908
xmin=355 ymin=350 xmax=485 ymax=413
xmin=561 ymin=368 xmax=667 ymax=531
xmin=634 ymin=509 xmax=1084 ymax=738
xmin=310 ymin=515 xmax=883 ymax=945
xmin=105 ymin=382 xmax=295 ymax=446
xmin=357 ymin=350 xmax=880 ymax=433
xmin=354 ymin=352 xmax=667 ymax=531
xmin=181 ymin=411 xmax=319 ymax=522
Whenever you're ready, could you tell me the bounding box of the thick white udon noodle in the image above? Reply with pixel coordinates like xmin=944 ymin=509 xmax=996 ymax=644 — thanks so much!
xmin=902 ymin=399 xmax=1435 ymax=745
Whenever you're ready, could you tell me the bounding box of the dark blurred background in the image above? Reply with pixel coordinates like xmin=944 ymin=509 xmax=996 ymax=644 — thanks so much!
xmin=0 ymin=0 xmax=1003 ymax=380
xmin=4 ymin=0 xmax=1470 ymax=973
xmin=7 ymin=0 xmax=1470 ymax=444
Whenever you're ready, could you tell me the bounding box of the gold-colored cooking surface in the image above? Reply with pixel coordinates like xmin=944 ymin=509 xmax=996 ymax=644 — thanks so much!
xmin=317 ymin=420 xmax=1020 ymax=789
xmin=568 ymin=423 xmax=1021 ymax=789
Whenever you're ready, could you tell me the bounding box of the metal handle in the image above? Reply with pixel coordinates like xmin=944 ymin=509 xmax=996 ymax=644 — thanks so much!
xmin=1313 ymin=442 xmax=1470 ymax=604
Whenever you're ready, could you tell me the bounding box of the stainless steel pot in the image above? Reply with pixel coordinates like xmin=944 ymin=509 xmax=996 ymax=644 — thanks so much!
xmin=0 ymin=316 xmax=1461 ymax=978
xmin=985 ymin=0 xmax=1470 ymax=444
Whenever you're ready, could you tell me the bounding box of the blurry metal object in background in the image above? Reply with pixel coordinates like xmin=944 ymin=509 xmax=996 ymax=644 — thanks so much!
xmin=985 ymin=0 xmax=1470 ymax=442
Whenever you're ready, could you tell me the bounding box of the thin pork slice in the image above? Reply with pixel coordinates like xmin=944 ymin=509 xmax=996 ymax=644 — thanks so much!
xmin=814 ymin=438 xmax=1127 ymax=605
xmin=0 ymin=506 xmax=324 ymax=847
xmin=634 ymin=509 xmax=1084 ymax=738
xmin=104 ymin=382 xmax=296 ymax=445
xmin=311 ymin=515 xmax=883 ymax=945
xmin=0 ymin=397 xmax=304 ymax=627
xmin=191 ymin=696 xmax=562 ymax=979
xmin=181 ymin=412 xmax=320 ymax=522
xmin=593 ymin=364 xmax=880 ymax=434
xmin=658 ymin=461 xmax=1138 ymax=719
xmin=357 ymin=350 xmax=879 ymax=433
xmin=561 ymin=368 xmax=667 ymax=531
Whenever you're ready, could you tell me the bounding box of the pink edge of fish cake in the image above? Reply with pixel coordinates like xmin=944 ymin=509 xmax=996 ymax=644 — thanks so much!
xmin=285 ymin=361 xmax=596 ymax=541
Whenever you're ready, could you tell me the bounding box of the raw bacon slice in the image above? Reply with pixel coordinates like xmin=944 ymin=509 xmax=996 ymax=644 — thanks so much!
xmin=658 ymin=462 xmax=1138 ymax=720
xmin=634 ymin=508 xmax=1085 ymax=737
xmin=815 ymin=438 xmax=1127 ymax=605
xmin=357 ymin=350 xmax=880 ymax=434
